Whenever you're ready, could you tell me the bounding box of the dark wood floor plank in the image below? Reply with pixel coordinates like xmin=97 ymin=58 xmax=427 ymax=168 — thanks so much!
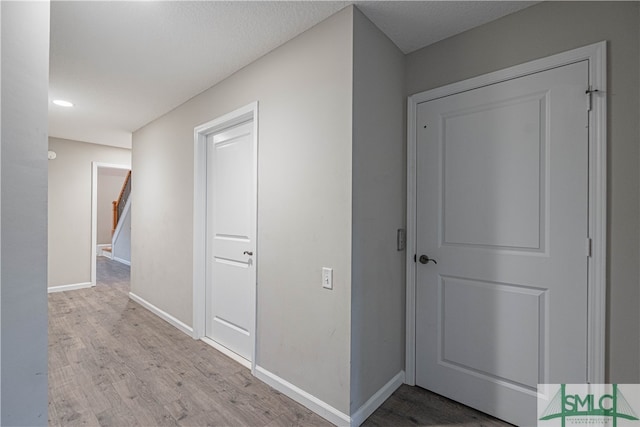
xmin=176 ymin=408 xmax=247 ymax=427
xmin=112 ymin=376 xmax=180 ymax=426
xmin=164 ymin=397 xmax=202 ymax=423
xmin=225 ymin=369 xmax=325 ymax=423
xmin=264 ymin=412 xmax=333 ymax=427
xmin=362 ymin=385 xmax=513 ymax=426
xmin=93 ymin=382 xmax=140 ymax=427
xmin=48 ymin=393 xmax=61 ymax=427
xmin=51 ymin=377 xmax=101 ymax=426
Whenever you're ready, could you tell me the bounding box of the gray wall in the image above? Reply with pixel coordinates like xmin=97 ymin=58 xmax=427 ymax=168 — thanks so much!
xmin=1 ymin=3 xmax=3 ymax=419
xmin=132 ymin=8 xmax=354 ymax=413
xmin=0 ymin=1 xmax=49 ymax=424
xmin=350 ymin=8 xmax=406 ymax=412
xmin=406 ymin=1 xmax=640 ymax=382
xmin=48 ymin=137 xmax=131 ymax=287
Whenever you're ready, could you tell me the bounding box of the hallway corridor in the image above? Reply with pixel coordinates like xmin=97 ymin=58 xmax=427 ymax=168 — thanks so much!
xmin=48 ymin=258 xmax=510 ymax=426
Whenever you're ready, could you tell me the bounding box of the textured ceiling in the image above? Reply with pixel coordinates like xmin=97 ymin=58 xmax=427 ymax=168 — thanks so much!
xmin=356 ymin=1 xmax=537 ymax=54
xmin=49 ymin=1 xmax=536 ymax=149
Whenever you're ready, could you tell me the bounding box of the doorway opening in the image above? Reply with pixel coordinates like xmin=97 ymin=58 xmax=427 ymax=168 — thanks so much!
xmin=91 ymin=162 xmax=132 ymax=286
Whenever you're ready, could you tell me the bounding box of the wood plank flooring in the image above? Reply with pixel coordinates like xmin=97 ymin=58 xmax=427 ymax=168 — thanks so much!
xmin=49 ymin=257 xmax=512 ymax=427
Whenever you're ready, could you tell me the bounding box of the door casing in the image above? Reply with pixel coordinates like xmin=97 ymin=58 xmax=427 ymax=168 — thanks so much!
xmin=405 ymin=42 xmax=607 ymax=386
xmin=193 ymin=101 xmax=259 ymax=372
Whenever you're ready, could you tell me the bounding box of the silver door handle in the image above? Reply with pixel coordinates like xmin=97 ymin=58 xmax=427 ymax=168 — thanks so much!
xmin=419 ymin=255 xmax=437 ymax=264
xmin=243 ymin=251 xmax=253 ymax=256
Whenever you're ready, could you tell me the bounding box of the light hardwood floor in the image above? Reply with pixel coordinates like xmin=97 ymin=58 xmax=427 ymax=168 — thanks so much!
xmin=48 ymin=258 xmax=512 ymax=427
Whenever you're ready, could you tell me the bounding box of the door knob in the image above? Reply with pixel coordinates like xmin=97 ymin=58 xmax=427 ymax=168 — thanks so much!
xmin=243 ymin=251 xmax=253 ymax=256
xmin=419 ymin=255 xmax=437 ymax=264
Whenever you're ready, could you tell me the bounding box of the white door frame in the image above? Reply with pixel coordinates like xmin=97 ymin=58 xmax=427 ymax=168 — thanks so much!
xmin=405 ymin=42 xmax=607 ymax=385
xmin=90 ymin=162 xmax=132 ymax=286
xmin=192 ymin=101 xmax=258 ymax=372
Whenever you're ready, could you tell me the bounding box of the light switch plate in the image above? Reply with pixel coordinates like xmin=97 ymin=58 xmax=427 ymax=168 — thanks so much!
xmin=397 ymin=228 xmax=406 ymax=251
xmin=322 ymin=267 xmax=333 ymax=289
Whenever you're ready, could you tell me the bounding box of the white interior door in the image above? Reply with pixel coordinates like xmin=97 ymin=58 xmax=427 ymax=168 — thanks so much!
xmin=415 ymin=61 xmax=589 ymax=426
xmin=205 ymin=120 xmax=256 ymax=362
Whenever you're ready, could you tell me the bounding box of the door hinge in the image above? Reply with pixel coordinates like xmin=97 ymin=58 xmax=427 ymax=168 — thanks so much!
xmin=414 ymin=254 xmax=417 ymax=263
xmin=586 ymin=238 xmax=592 ymax=257
xmin=586 ymin=87 xmax=599 ymax=112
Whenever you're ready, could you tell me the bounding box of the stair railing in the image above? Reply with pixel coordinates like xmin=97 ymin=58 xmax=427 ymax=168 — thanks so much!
xmin=112 ymin=171 xmax=131 ymax=236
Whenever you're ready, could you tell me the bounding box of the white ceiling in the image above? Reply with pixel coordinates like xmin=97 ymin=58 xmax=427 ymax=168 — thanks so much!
xmin=49 ymin=1 xmax=536 ymax=149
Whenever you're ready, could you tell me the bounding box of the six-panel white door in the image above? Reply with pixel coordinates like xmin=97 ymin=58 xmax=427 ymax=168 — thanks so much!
xmin=206 ymin=120 xmax=256 ymax=362
xmin=415 ymin=61 xmax=589 ymax=426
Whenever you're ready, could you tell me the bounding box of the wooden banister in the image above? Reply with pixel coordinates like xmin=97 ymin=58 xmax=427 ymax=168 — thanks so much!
xmin=112 ymin=200 xmax=118 ymax=235
xmin=112 ymin=171 xmax=132 ymax=236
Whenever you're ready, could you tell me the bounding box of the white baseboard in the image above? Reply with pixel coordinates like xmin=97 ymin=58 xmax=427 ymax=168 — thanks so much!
xmin=350 ymin=371 xmax=405 ymax=427
xmin=201 ymin=336 xmax=251 ymax=370
xmin=97 ymin=243 xmax=112 ymax=258
xmin=48 ymin=282 xmax=93 ymax=293
xmin=254 ymin=365 xmax=351 ymax=427
xmin=128 ymin=292 xmax=194 ymax=336
xmin=112 ymin=256 xmax=131 ymax=266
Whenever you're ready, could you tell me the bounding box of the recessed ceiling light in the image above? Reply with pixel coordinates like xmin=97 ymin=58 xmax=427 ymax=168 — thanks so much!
xmin=53 ymin=99 xmax=74 ymax=107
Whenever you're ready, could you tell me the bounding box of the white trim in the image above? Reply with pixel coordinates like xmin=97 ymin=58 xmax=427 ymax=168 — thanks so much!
xmin=254 ymin=365 xmax=350 ymax=427
xmin=91 ymin=162 xmax=130 ymax=287
xmin=96 ymin=244 xmax=113 ymax=259
xmin=405 ymin=41 xmax=607 ymax=385
xmin=192 ymin=102 xmax=259 ymax=372
xmin=350 ymin=371 xmax=405 ymax=427
xmin=201 ymin=336 xmax=251 ymax=370
xmin=129 ymin=292 xmax=194 ymax=336
xmin=0 ymin=1 xmax=2 ymax=420
xmin=112 ymin=257 xmax=131 ymax=267
xmin=48 ymin=282 xmax=93 ymax=293
xmin=584 ymin=42 xmax=607 ymax=384
xmin=406 ymin=93 xmax=418 ymax=386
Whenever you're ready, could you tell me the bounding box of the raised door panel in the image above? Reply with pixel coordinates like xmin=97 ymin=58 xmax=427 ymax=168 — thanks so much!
xmin=415 ymin=60 xmax=589 ymax=426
